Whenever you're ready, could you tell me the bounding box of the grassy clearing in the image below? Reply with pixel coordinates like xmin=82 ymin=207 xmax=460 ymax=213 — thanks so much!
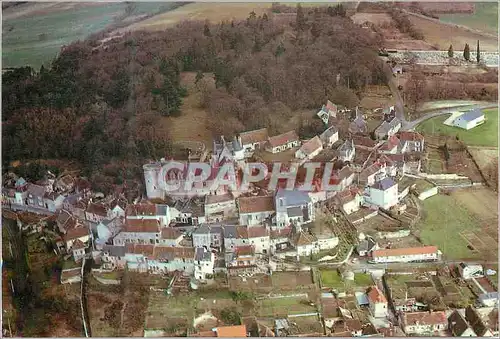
xmin=417 ymin=194 xmax=482 ymax=260
xmin=257 ymin=295 xmax=316 ymax=317
xmin=2 ymin=3 xmax=178 ymax=69
xmin=320 ymin=270 xmax=372 ymax=290
xmin=416 ymin=108 xmax=498 ymax=147
xmin=439 ymin=3 xmax=498 ymax=35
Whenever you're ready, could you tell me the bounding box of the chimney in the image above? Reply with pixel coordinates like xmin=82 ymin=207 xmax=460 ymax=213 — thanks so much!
xmin=220 ymin=135 xmax=225 ymax=144
xmin=238 ymin=135 xmax=242 ymax=147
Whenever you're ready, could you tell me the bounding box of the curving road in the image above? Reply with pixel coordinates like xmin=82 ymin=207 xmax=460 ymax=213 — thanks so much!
xmin=382 ymin=59 xmax=497 ymax=131
xmin=404 ymin=103 xmax=498 ymax=131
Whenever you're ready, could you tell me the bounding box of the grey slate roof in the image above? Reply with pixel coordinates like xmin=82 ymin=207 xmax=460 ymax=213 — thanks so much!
xmin=371 ymin=177 xmax=397 ymax=191
xmin=320 ymin=126 xmax=338 ymax=141
xmin=195 ymin=247 xmax=212 ymax=261
xmin=156 ymin=204 xmax=169 ymax=216
xmin=193 ymin=224 xmax=223 ymax=236
xmin=27 ymin=183 xmax=46 ymax=197
xmin=103 ymin=245 xmax=126 ymax=257
xmin=223 ymin=225 xmax=237 ymax=239
xmin=356 ymin=237 xmax=377 ymax=253
xmin=459 ymin=108 xmax=484 ymax=122
xmin=275 ymin=188 xmax=311 ymax=209
xmin=287 ymin=206 xmax=303 ymax=217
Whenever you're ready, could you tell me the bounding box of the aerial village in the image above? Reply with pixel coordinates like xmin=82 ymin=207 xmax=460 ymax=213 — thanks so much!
xmin=2 ymin=95 xmax=498 ymax=337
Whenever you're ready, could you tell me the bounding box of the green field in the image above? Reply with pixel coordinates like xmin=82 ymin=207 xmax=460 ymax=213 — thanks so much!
xmin=439 ymin=3 xmax=498 ymax=35
xmin=258 ymin=296 xmax=316 ymax=316
xmin=416 ymin=108 xmax=498 ymax=147
xmin=2 ymin=3 xmax=177 ymax=69
xmin=320 ymin=270 xmax=373 ymax=290
xmin=417 ymin=194 xmax=481 ymax=260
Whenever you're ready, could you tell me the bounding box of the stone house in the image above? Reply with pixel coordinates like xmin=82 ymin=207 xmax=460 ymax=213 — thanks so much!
xmin=147 ymin=246 xmax=196 ymax=275
xmin=54 ymin=175 xmax=75 ymax=192
xmin=319 ymin=126 xmax=339 ymax=148
xmin=96 ymin=217 xmax=123 ymax=244
xmin=265 ymin=130 xmax=301 ymax=154
xmin=374 ymin=117 xmax=402 ymax=140
xmin=126 ymin=203 xmax=171 ymax=227
xmin=335 ymin=186 xmax=363 ymax=215
xmin=337 ymin=140 xmax=355 ymax=162
xmin=85 ymin=202 xmax=109 ymax=224
xmin=401 ymin=311 xmax=447 ymax=335
xmin=378 ymin=135 xmax=400 ymax=154
xmin=43 ymin=192 xmax=65 ymax=212
xmin=107 ymin=197 xmax=127 ymax=219
xmin=295 ymin=136 xmax=323 ymax=163
xmin=192 ymin=224 xmax=224 ymax=250
xmin=359 ymin=163 xmax=385 ymax=187
xmin=364 ymin=177 xmax=399 ymax=210
xmin=64 ymin=225 xmax=90 ymax=250
xmin=124 ymin=244 xmax=153 ymax=273
xmin=204 ymin=192 xmax=236 ymax=221
xmin=247 ymin=226 xmax=270 ymax=254
xmin=194 ymin=247 xmax=215 ymax=281
xmin=448 ymin=310 xmax=476 ymax=337
xmin=238 ymin=195 xmax=275 ymax=227
xmin=275 ymin=188 xmax=314 ymax=228
xmin=239 ymin=128 xmax=269 ymax=157
xmin=26 ymin=183 xmax=46 ymax=208
xmin=367 ymin=286 xmax=388 ymax=318
xmin=112 ymin=219 xmax=161 ymax=246
xmin=71 ymin=239 xmax=87 ymax=262
xmin=223 ymin=225 xmax=250 ymax=251
xmin=101 ymin=245 xmax=127 ymax=270
xmin=399 ymin=131 xmax=425 ymax=153
xmin=226 ymin=245 xmax=257 ymax=276
xmin=159 ymin=228 xmax=184 ymax=247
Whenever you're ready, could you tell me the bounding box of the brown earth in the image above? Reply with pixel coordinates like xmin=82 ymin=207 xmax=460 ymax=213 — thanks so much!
xmin=408 ymin=14 xmax=498 ymax=51
xmin=122 ymin=3 xmax=273 ymax=32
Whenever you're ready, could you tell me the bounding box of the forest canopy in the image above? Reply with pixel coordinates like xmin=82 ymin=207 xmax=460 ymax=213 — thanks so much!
xmin=2 ymin=6 xmax=387 ymax=192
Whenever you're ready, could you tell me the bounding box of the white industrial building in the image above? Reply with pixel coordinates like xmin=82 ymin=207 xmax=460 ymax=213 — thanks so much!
xmin=452 ymin=108 xmax=485 ymax=130
xmin=371 ymin=246 xmax=441 ymax=264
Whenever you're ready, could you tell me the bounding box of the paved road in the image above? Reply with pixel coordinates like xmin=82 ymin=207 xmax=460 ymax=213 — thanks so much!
xmin=382 ymin=60 xmax=497 ymax=130
xmin=404 ymin=103 xmax=498 ymax=130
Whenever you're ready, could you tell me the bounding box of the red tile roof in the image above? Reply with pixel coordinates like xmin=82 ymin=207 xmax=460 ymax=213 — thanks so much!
xmin=247 ymin=226 xmax=269 ymax=238
xmin=372 ymin=246 xmax=438 ymax=258
xmin=353 ymin=136 xmax=377 ymax=148
xmin=126 ymin=203 xmax=156 ymax=217
xmin=64 ymin=227 xmax=89 ymax=242
xmin=399 ymin=131 xmax=424 ymax=142
xmin=404 ymin=311 xmax=447 ymax=326
xmin=216 ymin=325 xmax=247 ymax=337
xmin=153 ymin=246 xmax=195 ymax=260
xmin=239 ymin=128 xmax=269 ymax=145
xmin=124 ymin=219 xmax=160 ymax=233
xmin=238 ymin=195 xmax=274 ymax=214
xmin=299 ymin=136 xmax=323 ymax=156
xmin=267 ymin=130 xmax=299 ymax=148
xmin=367 ymin=286 xmax=387 ymax=303
xmin=235 ymin=245 xmax=255 ymax=256
xmin=160 ymin=228 xmax=182 ymax=240
xmin=126 ymin=244 xmax=155 ymax=257
xmin=86 ymin=202 xmax=109 ymax=216
xmin=71 ymin=239 xmax=86 ymax=250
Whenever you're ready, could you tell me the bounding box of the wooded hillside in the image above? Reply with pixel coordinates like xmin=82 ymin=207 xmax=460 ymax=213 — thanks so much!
xmin=2 ymin=5 xmax=387 ymax=192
